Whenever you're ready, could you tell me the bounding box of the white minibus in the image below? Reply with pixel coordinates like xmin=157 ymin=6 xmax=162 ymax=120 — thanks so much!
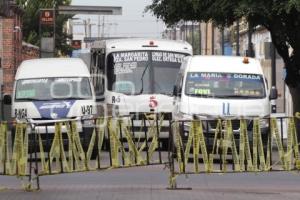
xmin=4 ymin=58 xmax=97 ymax=132
xmin=173 ymin=56 xmax=277 ymax=136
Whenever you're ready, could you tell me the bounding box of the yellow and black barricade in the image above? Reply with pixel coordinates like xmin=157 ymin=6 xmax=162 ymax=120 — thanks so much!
xmin=168 ymin=115 xmax=300 ymax=189
xmin=2 ymin=113 xmax=300 ymax=191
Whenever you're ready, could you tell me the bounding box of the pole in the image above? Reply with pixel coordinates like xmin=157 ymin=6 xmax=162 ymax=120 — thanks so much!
xmin=205 ymin=23 xmax=208 ymax=55
xmin=192 ymin=22 xmax=194 ymax=54
xmin=98 ymin=15 xmax=100 ymax=38
xmin=221 ymin=27 xmax=225 ymax=55
xmin=84 ymin=19 xmax=87 ymax=48
xmin=102 ymin=16 xmax=105 ymax=38
xmin=199 ymin=22 xmax=202 ymax=55
xmin=247 ymin=22 xmax=253 ymax=57
xmin=271 ymin=43 xmax=277 ymax=113
xmin=211 ymin=23 xmax=214 ymax=55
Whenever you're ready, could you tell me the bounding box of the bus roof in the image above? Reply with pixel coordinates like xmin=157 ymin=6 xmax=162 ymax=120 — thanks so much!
xmin=186 ymin=56 xmax=264 ymax=74
xmin=91 ymin=38 xmax=193 ymax=55
xmin=15 ymin=58 xmax=90 ymax=80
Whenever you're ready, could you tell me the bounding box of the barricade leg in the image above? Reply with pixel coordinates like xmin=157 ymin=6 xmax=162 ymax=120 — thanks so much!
xmin=27 ymin=128 xmax=40 ymax=191
xmin=167 ymin=121 xmax=177 ymax=189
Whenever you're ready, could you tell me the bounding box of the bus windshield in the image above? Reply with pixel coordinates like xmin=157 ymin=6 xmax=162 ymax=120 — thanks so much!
xmin=185 ymin=72 xmax=266 ymax=99
xmin=15 ymin=77 xmax=93 ymax=101
xmin=107 ymin=51 xmax=187 ymax=95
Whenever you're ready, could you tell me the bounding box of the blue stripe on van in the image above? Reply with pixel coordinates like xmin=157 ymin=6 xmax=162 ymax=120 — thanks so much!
xmin=33 ymin=100 xmax=76 ymax=119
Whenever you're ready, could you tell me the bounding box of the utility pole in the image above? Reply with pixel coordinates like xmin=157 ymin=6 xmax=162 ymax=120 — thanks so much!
xmin=205 ymin=23 xmax=208 ymax=55
xmin=211 ymin=23 xmax=214 ymax=55
xmin=247 ymin=22 xmax=254 ymax=57
xmin=191 ymin=21 xmax=194 ymax=53
xmin=98 ymin=15 xmax=101 ymax=38
xmin=221 ymin=27 xmax=225 ymax=55
xmin=199 ymin=22 xmax=202 ymax=55
xmin=102 ymin=16 xmax=105 ymax=38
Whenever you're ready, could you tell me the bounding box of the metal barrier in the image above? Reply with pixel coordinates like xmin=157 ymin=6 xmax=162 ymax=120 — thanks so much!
xmin=0 ymin=113 xmax=171 ymax=190
xmin=1 ymin=114 xmax=300 ymax=191
xmin=168 ymin=116 xmax=300 ymax=189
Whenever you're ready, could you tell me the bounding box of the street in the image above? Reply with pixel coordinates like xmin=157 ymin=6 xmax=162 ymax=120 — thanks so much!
xmin=1 ymin=0 xmax=300 ymax=200
xmin=1 ymin=163 xmax=300 ymax=200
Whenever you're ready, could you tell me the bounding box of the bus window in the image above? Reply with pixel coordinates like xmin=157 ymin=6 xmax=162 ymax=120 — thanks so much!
xmin=106 ymin=50 xmax=187 ymax=95
xmin=107 ymin=51 xmax=151 ymax=95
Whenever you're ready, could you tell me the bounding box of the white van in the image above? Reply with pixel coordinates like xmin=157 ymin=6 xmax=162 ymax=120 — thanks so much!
xmin=173 ymin=56 xmax=277 ymax=134
xmin=4 ymin=58 xmax=97 ymax=132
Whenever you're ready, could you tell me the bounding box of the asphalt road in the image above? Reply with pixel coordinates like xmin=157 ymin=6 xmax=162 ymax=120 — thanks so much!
xmin=1 ymin=163 xmax=300 ymax=200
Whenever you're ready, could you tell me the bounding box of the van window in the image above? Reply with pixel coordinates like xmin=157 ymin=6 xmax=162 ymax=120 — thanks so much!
xmin=15 ymin=77 xmax=92 ymax=101
xmin=185 ymin=72 xmax=266 ymax=99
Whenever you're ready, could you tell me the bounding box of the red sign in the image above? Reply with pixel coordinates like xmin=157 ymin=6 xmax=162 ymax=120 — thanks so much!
xmin=40 ymin=10 xmax=54 ymax=25
xmin=72 ymin=40 xmax=82 ymax=49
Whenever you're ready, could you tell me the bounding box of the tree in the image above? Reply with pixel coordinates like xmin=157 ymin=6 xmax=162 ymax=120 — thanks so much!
xmin=16 ymin=0 xmax=73 ymax=56
xmin=147 ymin=0 xmax=300 ymax=114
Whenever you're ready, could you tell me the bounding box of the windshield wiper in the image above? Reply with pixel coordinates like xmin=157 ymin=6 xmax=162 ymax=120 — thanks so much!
xmin=52 ymin=97 xmax=91 ymax=100
xmin=188 ymin=94 xmax=214 ymax=98
xmin=16 ymin=98 xmax=49 ymax=101
xmin=215 ymin=95 xmax=256 ymax=99
xmin=138 ymin=63 xmax=150 ymax=95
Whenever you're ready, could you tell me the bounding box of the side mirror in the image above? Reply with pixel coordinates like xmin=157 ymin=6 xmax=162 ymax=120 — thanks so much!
xmin=3 ymin=94 xmax=12 ymax=105
xmin=269 ymin=86 xmax=278 ymax=100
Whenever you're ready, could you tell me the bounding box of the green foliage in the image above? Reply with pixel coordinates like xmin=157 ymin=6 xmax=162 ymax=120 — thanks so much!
xmin=147 ymin=0 xmax=300 ymax=88
xmin=17 ymin=0 xmax=73 ymax=56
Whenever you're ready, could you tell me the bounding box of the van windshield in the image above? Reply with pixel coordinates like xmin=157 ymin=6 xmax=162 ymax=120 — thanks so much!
xmin=107 ymin=51 xmax=187 ymax=95
xmin=15 ymin=77 xmax=92 ymax=101
xmin=185 ymin=72 xmax=266 ymax=99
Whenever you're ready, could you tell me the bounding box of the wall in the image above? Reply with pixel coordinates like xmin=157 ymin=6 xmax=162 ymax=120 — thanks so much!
xmin=1 ymin=10 xmax=22 ymax=95
xmin=0 ymin=6 xmax=39 ymax=121
xmin=22 ymin=42 xmax=39 ymax=61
